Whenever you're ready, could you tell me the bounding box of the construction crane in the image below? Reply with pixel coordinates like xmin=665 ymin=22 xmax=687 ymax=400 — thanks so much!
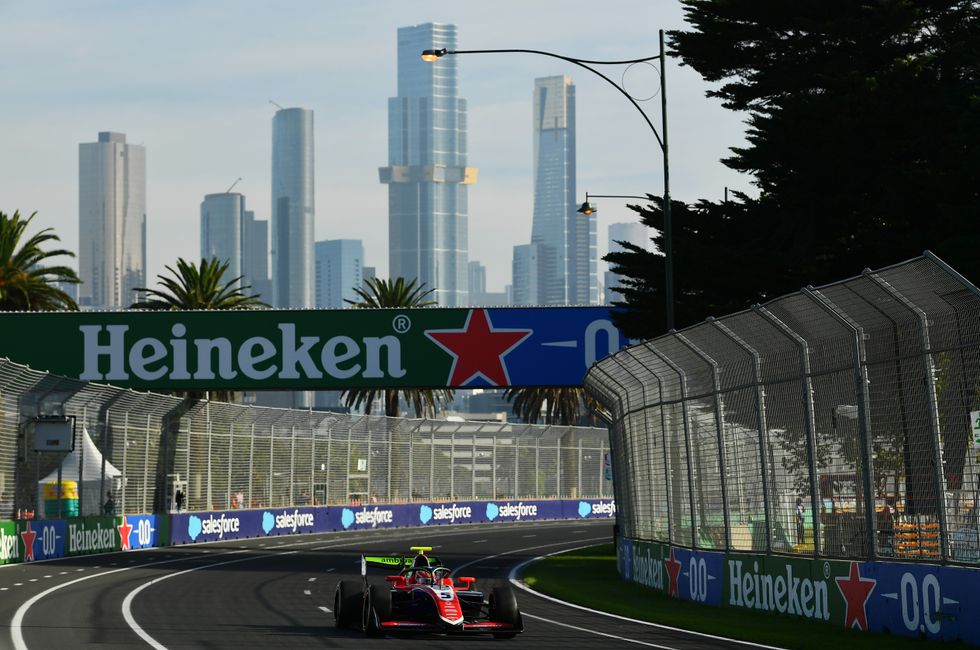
xmin=269 ymin=100 xmax=284 ymax=111
xmin=226 ymin=177 xmax=242 ymax=193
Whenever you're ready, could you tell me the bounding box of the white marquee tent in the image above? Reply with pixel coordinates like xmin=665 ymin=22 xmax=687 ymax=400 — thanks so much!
xmin=37 ymin=427 xmax=121 ymax=517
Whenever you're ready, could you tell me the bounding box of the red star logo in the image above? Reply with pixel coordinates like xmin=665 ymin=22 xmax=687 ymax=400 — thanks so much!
xmin=835 ymin=562 xmax=876 ymax=630
xmin=20 ymin=522 xmax=37 ymax=562
xmin=425 ymin=309 xmax=532 ymax=386
xmin=665 ymin=547 xmax=682 ymax=597
xmin=118 ymin=516 xmax=134 ymax=551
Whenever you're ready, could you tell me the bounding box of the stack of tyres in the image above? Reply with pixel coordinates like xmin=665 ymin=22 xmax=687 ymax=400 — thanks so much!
xmin=42 ymin=480 xmax=79 ymax=518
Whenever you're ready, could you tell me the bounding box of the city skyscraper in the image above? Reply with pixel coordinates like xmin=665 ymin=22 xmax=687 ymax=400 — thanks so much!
xmin=511 ymin=244 xmax=540 ymax=306
xmin=605 ymin=221 xmax=649 ymax=304
xmin=78 ymin=131 xmax=146 ymax=308
xmin=528 ymin=76 xmax=596 ymax=305
xmin=242 ymin=209 xmax=272 ymax=303
xmin=315 ymin=239 xmax=364 ymax=308
xmin=380 ymin=23 xmax=476 ymax=307
xmin=272 ymin=107 xmax=315 ymax=309
xmin=200 ymin=192 xmax=244 ymax=283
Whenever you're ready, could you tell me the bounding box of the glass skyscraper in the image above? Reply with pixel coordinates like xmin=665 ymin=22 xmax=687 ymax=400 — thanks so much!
xmin=314 ymin=239 xmax=363 ymax=308
xmin=380 ymin=23 xmax=476 ymax=307
xmin=604 ymin=221 xmax=649 ymax=304
xmin=272 ymin=107 xmax=315 ymax=308
xmin=530 ymin=76 xmax=596 ymax=305
xmin=200 ymin=192 xmax=244 ymax=283
xmin=78 ymin=131 xmax=146 ymax=309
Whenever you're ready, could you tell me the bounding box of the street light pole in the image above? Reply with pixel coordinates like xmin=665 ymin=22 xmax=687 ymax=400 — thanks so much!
xmin=422 ymin=28 xmax=674 ymax=330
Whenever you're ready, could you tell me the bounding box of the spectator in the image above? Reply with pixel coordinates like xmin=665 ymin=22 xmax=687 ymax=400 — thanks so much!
xmin=795 ymin=498 xmax=806 ymax=546
xmin=104 ymin=491 xmax=116 ymax=516
xmin=175 ymin=488 xmax=185 ymax=512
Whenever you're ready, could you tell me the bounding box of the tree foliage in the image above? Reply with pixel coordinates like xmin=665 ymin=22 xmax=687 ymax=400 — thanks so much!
xmin=504 ymin=387 xmax=606 ymax=426
xmin=609 ymin=0 xmax=980 ymax=340
xmin=130 ymin=257 xmax=266 ymax=310
xmin=0 ymin=210 xmax=80 ymax=311
xmin=341 ymin=277 xmax=453 ymax=418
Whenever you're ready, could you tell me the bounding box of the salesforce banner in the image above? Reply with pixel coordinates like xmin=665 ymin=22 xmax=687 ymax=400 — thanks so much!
xmin=171 ymin=507 xmax=320 ymax=545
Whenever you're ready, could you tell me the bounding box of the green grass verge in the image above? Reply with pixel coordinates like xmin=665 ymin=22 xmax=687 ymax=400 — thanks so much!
xmin=520 ymin=544 xmax=954 ymax=650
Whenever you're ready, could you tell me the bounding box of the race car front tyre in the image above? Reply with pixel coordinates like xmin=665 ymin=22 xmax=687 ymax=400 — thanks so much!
xmin=334 ymin=580 xmax=362 ymax=629
xmin=365 ymin=583 xmax=391 ymax=636
xmin=489 ymin=585 xmax=521 ymax=639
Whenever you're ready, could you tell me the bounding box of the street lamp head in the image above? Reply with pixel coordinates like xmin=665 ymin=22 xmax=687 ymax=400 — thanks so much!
xmin=577 ymin=201 xmax=595 ymax=216
xmin=420 ymin=48 xmax=447 ymax=62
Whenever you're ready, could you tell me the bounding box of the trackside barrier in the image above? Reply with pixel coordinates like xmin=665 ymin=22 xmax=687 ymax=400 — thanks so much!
xmin=618 ymin=536 xmax=980 ymax=644
xmin=0 ymin=498 xmax=615 ymax=563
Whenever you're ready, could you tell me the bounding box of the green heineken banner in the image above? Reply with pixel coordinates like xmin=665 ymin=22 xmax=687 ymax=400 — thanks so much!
xmin=0 ymin=307 xmax=628 ymax=390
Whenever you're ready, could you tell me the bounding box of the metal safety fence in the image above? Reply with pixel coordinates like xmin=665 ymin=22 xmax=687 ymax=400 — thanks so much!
xmin=0 ymin=363 xmax=611 ymax=519
xmin=585 ymin=252 xmax=980 ymax=563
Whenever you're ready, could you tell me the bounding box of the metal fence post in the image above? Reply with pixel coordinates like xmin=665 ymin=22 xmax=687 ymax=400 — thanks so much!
xmin=248 ymin=423 xmax=255 ymax=509
xmin=429 ymin=429 xmax=435 ymax=499
xmin=325 ymin=425 xmax=332 ymax=505
xmin=535 ymin=437 xmax=540 ymax=499
xmin=472 ymin=433 xmax=477 ymax=499
xmin=646 ymin=344 xmax=698 ymax=547
xmin=228 ymin=423 xmax=235 ymax=510
xmin=710 ymin=318 xmax=773 ymax=553
xmin=675 ymin=332 xmax=733 ymax=551
xmin=206 ymin=418 xmax=213 ymax=510
xmin=121 ymin=411 xmax=129 ymax=515
xmin=143 ymin=415 xmax=150 ymax=514
xmin=578 ymin=438 xmax=583 ymax=499
xmin=753 ymin=305 xmax=822 ymax=556
xmin=290 ymin=426 xmax=296 ymax=507
xmin=269 ymin=425 xmax=275 ymax=508
xmin=802 ymin=286 xmax=878 ymax=561
xmin=864 ymin=270 xmax=950 ymax=561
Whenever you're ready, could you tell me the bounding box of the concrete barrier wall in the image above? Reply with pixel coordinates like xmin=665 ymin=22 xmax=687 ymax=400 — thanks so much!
xmin=618 ymin=536 xmax=980 ymax=644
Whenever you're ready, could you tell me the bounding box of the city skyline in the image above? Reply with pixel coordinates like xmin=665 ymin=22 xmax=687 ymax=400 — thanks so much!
xmin=2 ymin=2 xmax=752 ymax=296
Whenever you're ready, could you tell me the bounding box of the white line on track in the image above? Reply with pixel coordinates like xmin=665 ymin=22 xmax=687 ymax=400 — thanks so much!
xmin=303 ymin=589 xmax=312 ymax=595
xmin=308 ymin=577 xmax=317 ymax=582
xmin=508 ymin=547 xmax=786 ymax=650
xmin=318 ymin=606 xmax=332 ymax=614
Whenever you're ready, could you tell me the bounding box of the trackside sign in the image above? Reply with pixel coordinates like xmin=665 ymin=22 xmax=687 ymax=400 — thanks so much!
xmin=0 ymin=307 xmax=628 ymax=390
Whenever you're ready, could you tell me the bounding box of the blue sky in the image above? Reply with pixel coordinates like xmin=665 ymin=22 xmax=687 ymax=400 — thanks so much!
xmin=1 ymin=0 xmax=752 ymax=292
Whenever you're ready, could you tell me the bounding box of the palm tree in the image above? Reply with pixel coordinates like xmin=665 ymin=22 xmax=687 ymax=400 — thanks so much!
xmin=129 ymin=257 xmax=266 ymax=310
xmin=341 ymin=277 xmax=453 ymax=418
xmin=0 ymin=210 xmax=79 ymax=311
xmin=130 ymin=257 xmax=265 ymax=403
xmin=504 ymin=387 xmax=605 ymax=426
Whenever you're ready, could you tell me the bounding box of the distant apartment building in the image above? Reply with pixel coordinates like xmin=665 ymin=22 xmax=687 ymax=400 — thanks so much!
xmin=511 ymin=244 xmax=540 ymax=306
xmin=380 ymin=23 xmax=475 ymax=306
xmin=315 ymin=239 xmax=364 ymax=308
xmin=604 ymin=221 xmax=649 ymax=304
xmin=200 ymin=192 xmax=244 ymax=283
xmin=242 ymin=210 xmax=272 ymax=303
xmin=78 ymin=131 xmax=146 ymax=308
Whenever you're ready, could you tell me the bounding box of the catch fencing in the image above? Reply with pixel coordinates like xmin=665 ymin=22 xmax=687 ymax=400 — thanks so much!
xmin=585 ymin=252 xmax=980 ymax=563
xmin=0 ymin=363 xmax=610 ymax=519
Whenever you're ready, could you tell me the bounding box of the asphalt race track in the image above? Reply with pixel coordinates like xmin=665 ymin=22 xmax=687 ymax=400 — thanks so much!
xmin=0 ymin=520 xmax=770 ymax=649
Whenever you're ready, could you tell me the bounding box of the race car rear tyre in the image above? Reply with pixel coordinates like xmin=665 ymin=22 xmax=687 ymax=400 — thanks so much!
xmin=365 ymin=583 xmax=391 ymax=636
xmin=334 ymin=580 xmax=362 ymax=629
xmin=489 ymin=585 xmax=520 ymax=639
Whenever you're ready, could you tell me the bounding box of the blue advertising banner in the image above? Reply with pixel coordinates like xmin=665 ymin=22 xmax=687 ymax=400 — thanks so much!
xmin=18 ymin=519 xmax=66 ymax=562
xmin=860 ymin=560 xmax=980 ymax=643
xmin=119 ymin=514 xmax=168 ymax=551
xmin=171 ymin=507 xmax=321 ymax=544
xmin=562 ymin=499 xmax=617 ymax=520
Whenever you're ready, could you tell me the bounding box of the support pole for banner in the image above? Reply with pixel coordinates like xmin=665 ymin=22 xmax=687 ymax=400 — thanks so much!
xmin=492 ymin=434 xmax=497 ymax=500
xmin=290 ymin=426 xmax=296 ymax=507
xmin=143 ymin=415 xmax=151 ymax=514
xmin=325 ymin=425 xmax=333 ymax=505
xmin=387 ymin=425 xmax=393 ymax=502
xmin=206 ymin=418 xmax=213 ymax=510
xmin=228 ymin=423 xmax=235 ymax=510
xmin=310 ymin=424 xmax=316 ymax=506
xmin=346 ymin=426 xmax=353 ymax=503
xmin=578 ymin=438 xmax=583 ymax=499
xmin=535 ymin=438 xmax=541 ymax=499
xmin=472 ymin=433 xmax=477 ymax=499
xmin=429 ymin=429 xmax=435 ymax=500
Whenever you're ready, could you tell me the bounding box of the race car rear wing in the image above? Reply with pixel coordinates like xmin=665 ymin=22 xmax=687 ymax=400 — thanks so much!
xmin=361 ymin=546 xmax=442 ymax=575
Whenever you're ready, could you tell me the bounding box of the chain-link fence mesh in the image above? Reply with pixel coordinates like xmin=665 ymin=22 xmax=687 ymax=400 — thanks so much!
xmin=585 ymin=252 xmax=980 ymax=564
xmin=0 ymin=365 xmax=610 ymax=519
